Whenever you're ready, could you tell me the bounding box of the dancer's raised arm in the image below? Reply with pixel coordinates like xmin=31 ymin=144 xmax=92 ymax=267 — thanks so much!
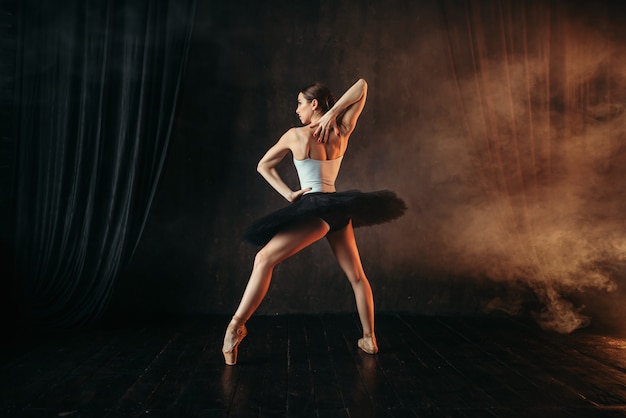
xmin=310 ymin=78 xmax=368 ymax=143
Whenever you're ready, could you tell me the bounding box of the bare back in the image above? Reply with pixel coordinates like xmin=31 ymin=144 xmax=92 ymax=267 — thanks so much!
xmin=292 ymin=126 xmax=347 ymax=161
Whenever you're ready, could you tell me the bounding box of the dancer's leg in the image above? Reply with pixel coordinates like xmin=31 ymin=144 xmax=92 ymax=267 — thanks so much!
xmin=326 ymin=221 xmax=378 ymax=353
xmin=233 ymin=218 xmax=330 ymax=322
xmin=223 ymin=218 xmax=330 ymax=364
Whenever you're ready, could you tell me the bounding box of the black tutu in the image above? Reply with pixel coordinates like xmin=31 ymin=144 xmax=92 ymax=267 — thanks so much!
xmin=243 ymin=190 xmax=407 ymax=246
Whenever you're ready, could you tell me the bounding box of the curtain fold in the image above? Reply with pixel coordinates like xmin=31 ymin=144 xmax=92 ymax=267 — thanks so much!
xmin=13 ymin=0 xmax=196 ymax=327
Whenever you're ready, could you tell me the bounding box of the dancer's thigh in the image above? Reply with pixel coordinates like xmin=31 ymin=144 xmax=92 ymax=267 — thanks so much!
xmin=258 ymin=218 xmax=330 ymax=266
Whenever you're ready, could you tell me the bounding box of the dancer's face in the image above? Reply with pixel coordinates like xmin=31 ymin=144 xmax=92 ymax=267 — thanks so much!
xmin=296 ymin=93 xmax=316 ymax=125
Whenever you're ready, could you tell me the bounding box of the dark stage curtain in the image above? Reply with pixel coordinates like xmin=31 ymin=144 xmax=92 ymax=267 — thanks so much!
xmin=13 ymin=0 xmax=196 ymax=327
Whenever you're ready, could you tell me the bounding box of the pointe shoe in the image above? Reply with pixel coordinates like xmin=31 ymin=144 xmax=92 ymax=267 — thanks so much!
xmin=222 ymin=322 xmax=248 ymax=365
xmin=358 ymin=336 xmax=378 ymax=354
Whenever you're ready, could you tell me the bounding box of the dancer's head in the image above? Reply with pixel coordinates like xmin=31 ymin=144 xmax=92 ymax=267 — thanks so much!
xmin=299 ymin=83 xmax=336 ymax=113
xmin=296 ymin=83 xmax=336 ymax=124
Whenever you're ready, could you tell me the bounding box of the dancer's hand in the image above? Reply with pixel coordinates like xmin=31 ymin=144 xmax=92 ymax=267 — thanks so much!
xmin=289 ymin=187 xmax=312 ymax=202
xmin=310 ymin=112 xmax=339 ymax=143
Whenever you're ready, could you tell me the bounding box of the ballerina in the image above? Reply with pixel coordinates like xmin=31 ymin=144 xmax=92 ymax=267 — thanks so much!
xmin=222 ymin=78 xmax=406 ymax=365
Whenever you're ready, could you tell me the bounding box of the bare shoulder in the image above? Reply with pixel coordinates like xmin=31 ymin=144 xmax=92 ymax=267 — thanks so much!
xmin=292 ymin=125 xmax=311 ymax=137
xmin=273 ymin=127 xmax=296 ymax=146
xmin=291 ymin=126 xmax=315 ymax=144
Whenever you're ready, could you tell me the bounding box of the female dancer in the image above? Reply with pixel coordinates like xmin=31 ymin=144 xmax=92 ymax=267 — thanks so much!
xmin=222 ymin=78 xmax=405 ymax=365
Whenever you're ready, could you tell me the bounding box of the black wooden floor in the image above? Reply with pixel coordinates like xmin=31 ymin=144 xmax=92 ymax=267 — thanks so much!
xmin=3 ymin=314 xmax=626 ymax=417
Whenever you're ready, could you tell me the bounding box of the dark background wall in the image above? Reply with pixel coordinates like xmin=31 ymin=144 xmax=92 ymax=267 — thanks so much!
xmin=109 ymin=0 xmax=626 ymax=333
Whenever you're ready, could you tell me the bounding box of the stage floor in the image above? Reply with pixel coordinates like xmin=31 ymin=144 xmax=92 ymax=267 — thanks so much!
xmin=3 ymin=314 xmax=626 ymax=417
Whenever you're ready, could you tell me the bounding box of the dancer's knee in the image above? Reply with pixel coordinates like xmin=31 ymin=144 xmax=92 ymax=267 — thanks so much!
xmin=347 ymin=271 xmax=367 ymax=286
xmin=253 ymin=248 xmax=277 ymax=271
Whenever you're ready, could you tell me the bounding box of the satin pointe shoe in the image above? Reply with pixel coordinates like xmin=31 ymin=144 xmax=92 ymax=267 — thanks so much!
xmin=358 ymin=335 xmax=379 ymax=354
xmin=222 ymin=320 xmax=248 ymax=365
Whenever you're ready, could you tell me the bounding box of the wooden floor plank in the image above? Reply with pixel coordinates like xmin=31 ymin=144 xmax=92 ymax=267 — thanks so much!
xmin=341 ymin=315 xmax=411 ymax=415
xmin=440 ymin=316 xmax=592 ymax=411
xmin=258 ymin=315 xmax=289 ymax=416
xmin=304 ymin=315 xmax=348 ymax=412
xmin=431 ymin=316 xmax=570 ymax=408
xmin=383 ymin=315 xmax=499 ymax=410
xmin=2 ymin=328 xmax=116 ymax=409
xmin=449 ymin=316 xmax=626 ymax=410
xmin=17 ymin=324 xmax=175 ymax=416
xmin=285 ymin=315 xmax=317 ymax=417
xmin=4 ymin=314 xmax=626 ymax=417
xmin=374 ymin=315 xmax=456 ymax=416
xmin=320 ymin=314 xmax=380 ymax=412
